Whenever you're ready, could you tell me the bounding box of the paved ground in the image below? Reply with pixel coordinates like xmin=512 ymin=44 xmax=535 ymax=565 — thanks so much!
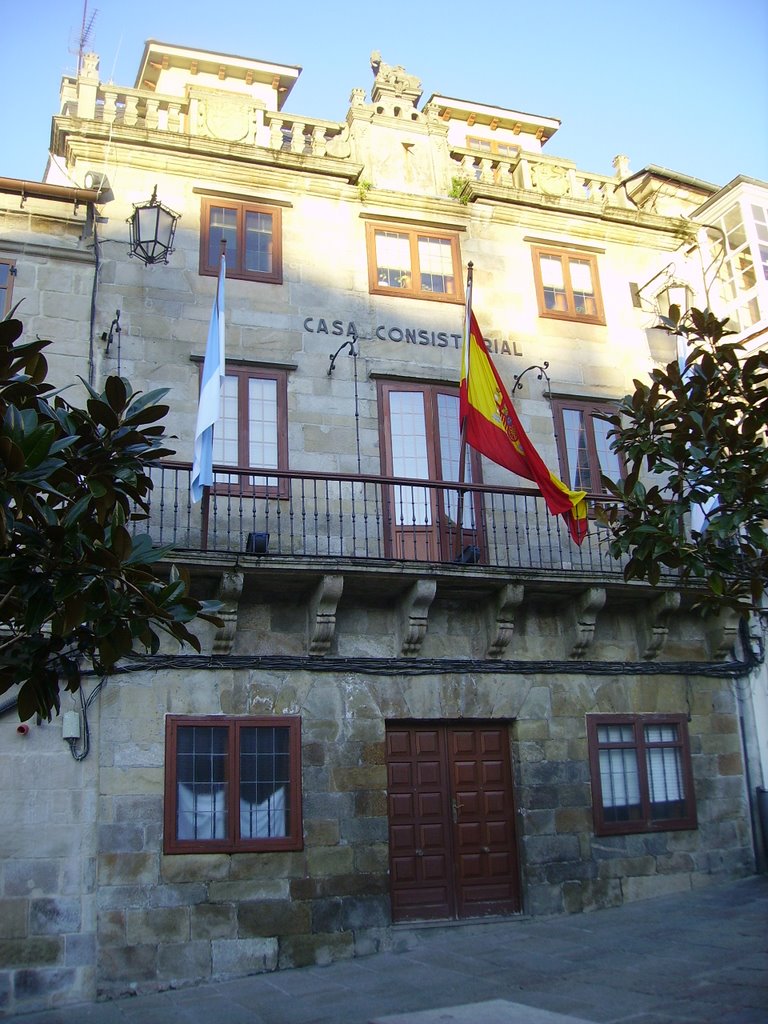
xmin=6 ymin=875 xmax=768 ymax=1024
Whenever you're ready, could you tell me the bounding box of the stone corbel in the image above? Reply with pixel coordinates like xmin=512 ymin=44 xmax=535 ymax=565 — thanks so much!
xmin=212 ymin=571 xmax=244 ymax=655
xmin=309 ymin=575 xmax=344 ymax=655
xmin=569 ymin=587 xmax=606 ymax=658
xmin=705 ymin=607 xmax=743 ymax=660
xmin=486 ymin=584 xmax=525 ymax=658
xmin=640 ymin=591 xmax=681 ymax=660
xmin=399 ymin=579 xmax=437 ymax=655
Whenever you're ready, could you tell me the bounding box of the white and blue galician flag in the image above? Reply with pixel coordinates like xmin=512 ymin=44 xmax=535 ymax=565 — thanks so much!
xmin=191 ymin=251 xmax=226 ymax=503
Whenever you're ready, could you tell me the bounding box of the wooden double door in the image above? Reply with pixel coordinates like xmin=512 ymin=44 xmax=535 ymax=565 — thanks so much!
xmin=385 ymin=722 xmax=521 ymax=922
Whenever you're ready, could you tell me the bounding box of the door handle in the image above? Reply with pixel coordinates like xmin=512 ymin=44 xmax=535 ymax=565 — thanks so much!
xmin=415 ymin=848 xmax=424 ymax=857
xmin=481 ymin=846 xmax=490 ymax=853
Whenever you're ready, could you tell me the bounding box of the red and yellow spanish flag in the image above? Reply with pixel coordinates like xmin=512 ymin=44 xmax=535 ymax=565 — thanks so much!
xmin=460 ymin=311 xmax=588 ymax=545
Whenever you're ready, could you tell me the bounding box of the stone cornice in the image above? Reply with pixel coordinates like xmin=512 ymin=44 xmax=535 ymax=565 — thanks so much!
xmin=470 ymin=182 xmax=695 ymax=243
xmin=52 ymin=117 xmax=364 ymax=184
xmin=60 ymin=137 xmax=363 ymax=203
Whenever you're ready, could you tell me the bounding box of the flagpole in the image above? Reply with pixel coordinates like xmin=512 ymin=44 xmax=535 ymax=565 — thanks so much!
xmin=454 ymin=262 xmax=473 ymax=560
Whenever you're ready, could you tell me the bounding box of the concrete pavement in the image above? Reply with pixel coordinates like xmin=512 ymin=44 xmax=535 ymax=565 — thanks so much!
xmin=5 ymin=875 xmax=767 ymax=1024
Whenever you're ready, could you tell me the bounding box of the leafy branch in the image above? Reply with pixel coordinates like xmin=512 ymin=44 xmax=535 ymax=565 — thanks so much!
xmin=0 ymin=316 xmax=222 ymax=720
xmin=598 ymin=306 xmax=768 ymax=614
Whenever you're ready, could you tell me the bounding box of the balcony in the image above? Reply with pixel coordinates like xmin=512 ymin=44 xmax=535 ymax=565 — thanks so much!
xmin=137 ymin=463 xmax=644 ymax=595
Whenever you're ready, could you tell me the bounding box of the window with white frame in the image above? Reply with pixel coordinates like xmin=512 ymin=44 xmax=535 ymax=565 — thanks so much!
xmin=709 ymin=201 xmax=768 ymax=331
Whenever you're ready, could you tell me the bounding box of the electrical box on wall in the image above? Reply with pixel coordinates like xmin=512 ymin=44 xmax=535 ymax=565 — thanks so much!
xmin=62 ymin=711 xmax=81 ymax=741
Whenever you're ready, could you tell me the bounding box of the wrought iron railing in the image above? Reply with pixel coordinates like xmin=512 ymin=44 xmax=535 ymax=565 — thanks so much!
xmin=135 ymin=462 xmax=628 ymax=577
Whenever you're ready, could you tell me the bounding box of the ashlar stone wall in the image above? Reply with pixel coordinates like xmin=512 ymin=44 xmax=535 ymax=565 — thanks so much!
xmin=87 ymin=626 xmax=753 ymax=1003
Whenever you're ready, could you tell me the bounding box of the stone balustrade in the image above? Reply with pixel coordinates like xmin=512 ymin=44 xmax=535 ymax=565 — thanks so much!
xmin=263 ymin=112 xmax=349 ymax=158
xmin=62 ymin=76 xmax=623 ymax=200
xmin=449 ymin=147 xmax=626 ymax=207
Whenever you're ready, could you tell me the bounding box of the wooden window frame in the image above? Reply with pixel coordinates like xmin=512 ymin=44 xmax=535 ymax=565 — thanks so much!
xmin=366 ymin=221 xmax=464 ymax=304
xmin=378 ymin=380 xmax=483 ymax=483
xmin=0 ymin=257 xmax=16 ymax=316
xmin=531 ymin=245 xmax=605 ymax=324
xmin=164 ymin=715 xmax=303 ymax=854
xmin=377 ymin=379 xmax=485 ymax=561
xmin=551 ymin=397 xmax=621 ymax=497
xmin=203 ymin=362 xmax=289 ymax=498
xmin=586 ymin=713 xmax=697 ymax=837
xmin=466 ymin=135 xmax=519 ymax=158
xmin=200 ymin=197 xmax=283 ymax=284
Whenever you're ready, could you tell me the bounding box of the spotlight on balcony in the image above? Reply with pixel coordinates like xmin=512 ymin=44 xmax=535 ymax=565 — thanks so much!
xmin=127 ymin=185 xmax=180 ymax=266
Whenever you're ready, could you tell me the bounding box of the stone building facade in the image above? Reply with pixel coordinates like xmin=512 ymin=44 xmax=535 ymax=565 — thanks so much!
xmin=1 ymin=40 xmax=766 ymax=1016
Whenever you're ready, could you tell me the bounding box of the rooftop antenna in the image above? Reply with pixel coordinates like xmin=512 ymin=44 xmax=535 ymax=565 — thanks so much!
xmin=74 ymin=0 xmax=98 ymax=75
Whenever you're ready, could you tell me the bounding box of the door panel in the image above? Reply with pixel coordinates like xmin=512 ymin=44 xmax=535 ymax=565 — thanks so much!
xmin=386 ymin=727 xmax=455 ymax=920
xmin=386 ymin=722 xmax=520 ymax=922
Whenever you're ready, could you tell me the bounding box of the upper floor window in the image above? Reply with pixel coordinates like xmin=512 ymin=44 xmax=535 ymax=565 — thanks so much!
xmin=0 ymin=258 xmax=16 ymax=316
xmin=366 ymin=222 xmax=463 ymax=303
xmin=164 ymin=715 xmax=303 ymax=854
xmin=551 ymin=398 xmax=621 ymax=495
xmin=466 ymin=136 xmax=518 ymax=159
xmin=587 ymin=714 xmax=697 ymax=836
xmin=532 ymin=246 xmax=604 ymax=324
xmin=200 ymin=198 xmax=282 ymax=284
xmin=709 ymin=201 xmax=767 ymax=331
xmin=205 ymin=363 xmax=289 ymax=497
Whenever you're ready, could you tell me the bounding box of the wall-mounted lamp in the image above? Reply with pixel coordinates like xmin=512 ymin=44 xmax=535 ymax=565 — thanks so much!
xmin=127 ymin=185 xmax=180 ymax=265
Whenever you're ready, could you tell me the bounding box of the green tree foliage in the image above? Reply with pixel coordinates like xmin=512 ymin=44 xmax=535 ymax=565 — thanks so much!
xmin=0 ymin=316 xmax=221 ymax=721
xmin=599 ymin=307 xmax=768 ymax=614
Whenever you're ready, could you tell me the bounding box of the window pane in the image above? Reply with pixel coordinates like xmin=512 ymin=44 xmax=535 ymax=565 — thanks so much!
xmin=540 ymin=255 xmax=567 ymax=311
xmin=645 ymin=724 xmax=685 ymax=819
xmin=0 ymin=260 xmax=9 ymax=307
xmin=599 ymin=747 xmax=641 ymax=820
xmin=734 ymin=252 xmax=756 ymax=290
xmin=437 ymin=392 xmax=474 ymax=527
xmin=723 ymin=205 xmax=747 ymax=251
xmin=562 ymin=409 xmax=595 ymax=491
xmin=418 ymin=236 xmax=455 ymax=295
xmin=208 ymin=207 xmax=237 ymax=268
xmin=593 ymin=416 xmax=621 ymax=484
xmin=239 ymin=726 xmax=290 ymax=838
xmin=389 ymin=391 xmax=431 ymax=525
xmin=569 ymin=258 xmax=596 ymax=316
xmin=213 ymin=375 xmax=239 ymax=466
xmin=375 ymin=231 xmax=411 ymax=289
xmin=244 ymin=210 xmax=273 ymax=274
xmin=248 ymin=377 xmax=279 ymax=475
xmin=597 ymin=724 xmax=634 ymax=743
xmin=176 ymin=726 xmax=228 ymax=840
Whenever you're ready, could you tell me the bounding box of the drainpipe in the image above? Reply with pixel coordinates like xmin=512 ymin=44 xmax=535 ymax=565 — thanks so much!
xmin=0 ymin=177 xmax=103 ymax=206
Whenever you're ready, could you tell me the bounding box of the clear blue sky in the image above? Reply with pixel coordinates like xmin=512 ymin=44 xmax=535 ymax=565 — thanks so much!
xmin=3 ymin=0 xmax=767 ymax=187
